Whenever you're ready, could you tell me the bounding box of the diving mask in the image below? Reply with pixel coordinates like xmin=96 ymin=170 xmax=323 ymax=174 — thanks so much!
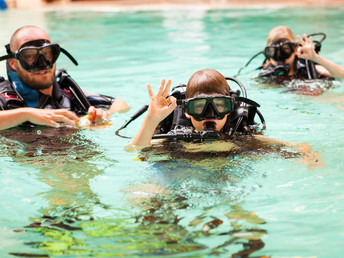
xmin=183 ymin=95 xmax=234 ymax=122
xmin=264 ymin=38 xmax=298 ymax=61
xmin=0 ymin=39 xmax=78 ymax=72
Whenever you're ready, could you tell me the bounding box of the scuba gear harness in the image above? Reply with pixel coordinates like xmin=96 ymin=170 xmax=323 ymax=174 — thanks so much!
xmin=116 ymin=77 xmax=265 ymax=141
xmin=0 ymin=68 xmax=91 ymax=115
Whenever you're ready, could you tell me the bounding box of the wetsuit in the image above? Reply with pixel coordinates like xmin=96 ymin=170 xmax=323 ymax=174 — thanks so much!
xmin=0 ymin=69 xmax=114 ymax=115
xmin=258 ymin=57 xmax=320 ymax=80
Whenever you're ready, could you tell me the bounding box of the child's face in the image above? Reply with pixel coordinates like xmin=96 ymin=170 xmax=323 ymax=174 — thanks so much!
xmin=268 ymin=33 xmax=297 ymax=67
xmin=186 ymin=113 xmax=229 ymax=132
xmin=269 ymin=52 xmax=296 ymax=67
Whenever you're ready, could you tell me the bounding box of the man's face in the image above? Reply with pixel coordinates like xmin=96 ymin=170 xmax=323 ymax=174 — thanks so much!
xmin=13 ymin=59 xmax=56 ymax=90
xmin=9 ymin=28 xmax=56 ymax=90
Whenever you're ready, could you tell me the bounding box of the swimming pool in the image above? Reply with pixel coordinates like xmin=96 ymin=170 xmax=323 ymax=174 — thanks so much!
xmin=1 ymin=6 xmax=344 ymax=257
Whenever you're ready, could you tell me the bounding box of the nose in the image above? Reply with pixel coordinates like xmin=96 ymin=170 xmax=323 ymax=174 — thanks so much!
xmin=205 ymin=105 xmax=216 ymax=117
xmin=37 ymin=54 xmax=49 ymax=66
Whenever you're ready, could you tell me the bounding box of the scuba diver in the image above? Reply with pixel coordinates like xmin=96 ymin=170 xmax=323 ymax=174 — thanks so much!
xmin=122 ymin=68 xmax=322 ymax=168
xmin=0 ymin=25 xmax=130 ymax=129
xmin=236 ymin=26 xmax=343 ymax=81
xmin=127 ymin=69 xmax=266 ymax=147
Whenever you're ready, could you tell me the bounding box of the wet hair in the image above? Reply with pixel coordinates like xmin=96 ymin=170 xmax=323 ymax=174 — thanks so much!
xmin=266 ymin=25 xmax=295 ymax=46
xmin=185 ymin=69 xmax=230 ymax=98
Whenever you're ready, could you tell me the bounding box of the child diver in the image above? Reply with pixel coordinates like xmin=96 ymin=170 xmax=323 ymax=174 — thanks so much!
xmin=258 ymin=26 xmax=343 ymax=80
xmin=131 ymin=69 xmax=259 ymax=147
xmin=128 ymin=69 xmax=322 ymax=169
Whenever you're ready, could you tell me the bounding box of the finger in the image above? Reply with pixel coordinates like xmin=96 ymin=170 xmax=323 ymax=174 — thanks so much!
xmin=166 ymin=97 xmax=177 ymax=113
xmin=303 ymin=33 xmax=309 ymax=44
xmin=157 ymin=79 xmax=166 ymax=96
xmin=55 ymin=109 xmax=79 ymax=120
xmin=88 ymin=106 xmax=96 ymax=121
xmin=94 ymin=108 xmax=103 ymax=122
xmin=162 ymin=79 xmax=172 ymax=97
xmin=43 ymin=119 xmax=60 ymax=127
xmin=297 ymin=35 xmax=304 ymax=45
xmin=309 ymin=36 xmax=313 ymax=46
xmin=166 ymin=96 xmax=175 ymax=104
xmin=49 ymin=114 xmax=75 ymax=126
xmin=169 ymin=96 xmax=177 ymax=108
xmin=147 ymin=83 xmax=154 ymax=98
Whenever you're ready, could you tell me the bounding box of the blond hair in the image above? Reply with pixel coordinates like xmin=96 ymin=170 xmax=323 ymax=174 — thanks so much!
xmin=266 ymin=26 xmax=295 ymax=45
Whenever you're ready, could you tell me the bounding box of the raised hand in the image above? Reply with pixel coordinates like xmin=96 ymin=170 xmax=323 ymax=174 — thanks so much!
xmin=130 ymin=79 xmax=177 ymax=147
xmin=297 ymin=34 xmax=317 ymax=61
xmin=146 ymin=79 xmax=177 ymax=124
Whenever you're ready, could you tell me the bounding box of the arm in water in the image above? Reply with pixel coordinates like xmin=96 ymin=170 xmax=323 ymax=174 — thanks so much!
xmin=0 ymin=108 xmax=78 ymax=129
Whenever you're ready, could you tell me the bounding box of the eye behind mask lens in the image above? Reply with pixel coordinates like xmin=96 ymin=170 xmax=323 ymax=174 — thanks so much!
xmin=264 ymin=42 xmax=296 ymax=61
xmin=17 ymin=44 xmax=61 ymax=72
xmin=185 ymin=96 xmax=233 ymax=121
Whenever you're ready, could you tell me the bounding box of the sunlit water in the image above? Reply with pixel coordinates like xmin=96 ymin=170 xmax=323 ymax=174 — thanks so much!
xmin=1 ymin=6 xmax=344 ymax=257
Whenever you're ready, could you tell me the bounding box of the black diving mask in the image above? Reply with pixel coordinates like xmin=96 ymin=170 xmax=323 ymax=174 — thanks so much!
xmin=0 ymin=39 xmax=78 ymax=72
xmin=264 ymin=38 xmax=298 ymax=61
xmin=183 ymin=95 xmax=234 ymax=122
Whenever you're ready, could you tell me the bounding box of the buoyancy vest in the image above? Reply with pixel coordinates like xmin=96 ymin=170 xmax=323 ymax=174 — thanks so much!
xmin=155 ymin=81 xmax=265 ymax=139
xmin=258 ymin=57 xmax=321 ymax=80
xmin=0 ymin=69 xmax=114 ymax=115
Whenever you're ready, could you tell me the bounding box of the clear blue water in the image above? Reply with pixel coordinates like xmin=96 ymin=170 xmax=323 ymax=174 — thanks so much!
xmin=1 ymin=6 xmax=344 ymax=257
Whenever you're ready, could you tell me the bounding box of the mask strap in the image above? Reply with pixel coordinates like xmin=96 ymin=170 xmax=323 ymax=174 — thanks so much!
xmin=5 ymin=44 xmax=11 ymax=54
xmin=0 ymin=53 xmax=14 ymax=61
xmin=60 ymin=47 xmax=78 ymax=66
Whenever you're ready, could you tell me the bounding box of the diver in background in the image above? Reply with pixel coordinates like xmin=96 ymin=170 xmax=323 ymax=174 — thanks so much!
xmin=0 ymin=25 xmax=130 ymax=129
xmin=259 ymin=25 xmax=343 ymax=80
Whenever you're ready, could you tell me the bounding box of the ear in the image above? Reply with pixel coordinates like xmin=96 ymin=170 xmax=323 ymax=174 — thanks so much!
xmin=8 ymin=59 xmax=16 ymax=71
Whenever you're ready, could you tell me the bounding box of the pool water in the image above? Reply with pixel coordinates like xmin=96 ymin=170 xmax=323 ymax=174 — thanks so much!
xmin=1 ymin=6 xmax=344 ymax=257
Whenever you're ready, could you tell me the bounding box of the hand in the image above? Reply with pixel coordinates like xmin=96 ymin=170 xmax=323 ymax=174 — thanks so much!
xmin=296 ymin=34 xmax=318 ymax=61
xmin=129 ymin=79 xmax=177 ymax=147
xmin=27 ymin=108 xmax=79 ymax=127
xmin=87 ymin=106 xmax=111 ymax=125
xmin=146 ymin=79 xmax=177 ymax=125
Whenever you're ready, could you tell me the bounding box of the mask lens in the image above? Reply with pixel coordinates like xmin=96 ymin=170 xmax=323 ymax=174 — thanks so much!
xmin=20 ymin=49 xmax=38 ymax=66
xmin=213 ymin=97 xmax=232 ymax=113
xmin=186 ymin=96 xmax=233 ymax=121
xmin=42 ymin=46 xmax=55 ymax=62
xmin=17 ymin=44 xmax=60 ymax=72
xmin=264 ymin=46 xmax=276 ymax=59
xmin=188 ymin=98 xmax=207 ymax=115
xmin=281 ymin=43 xmax=292 ymax=55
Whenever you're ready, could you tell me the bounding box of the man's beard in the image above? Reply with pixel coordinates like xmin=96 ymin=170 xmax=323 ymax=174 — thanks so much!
xmin=15 ymin=62 xmax=55 ymax=90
